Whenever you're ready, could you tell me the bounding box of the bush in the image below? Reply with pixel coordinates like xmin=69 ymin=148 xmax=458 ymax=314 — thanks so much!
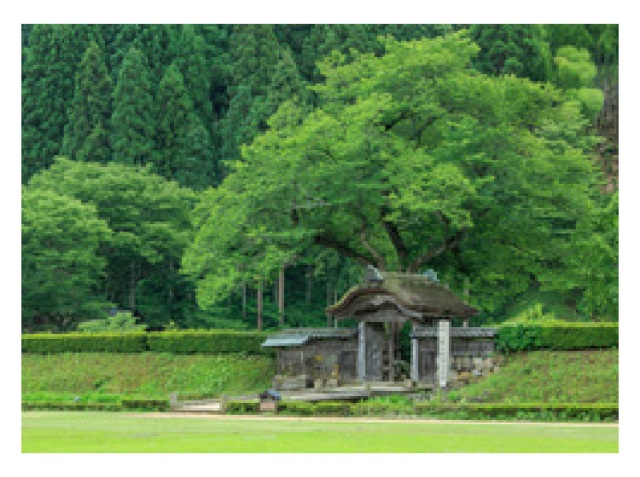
xmin=413 ymin=402 xmax=618 ymax=421
xmin=496 ymin=323 xmax=618 ymax=353
xmin=22 ymin=329 xmax=272 ymax=355
xmin=121 ymin=398 xmax=169 ymax=411
xmin=225 ymin=400 xmax=260 ymax=413
xmin=22 ymin=332 xmax=148 ymax=353
xmin=77 ymin=312 xmax=147 ymax=333
xmin=223 ymin=399 xmax=617 ymax=422
xmin=146 ymin=330 xmax=269 ymax=355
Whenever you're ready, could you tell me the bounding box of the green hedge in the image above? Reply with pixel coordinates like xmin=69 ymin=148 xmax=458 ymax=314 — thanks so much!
xmin=225 ymin=399 xmax=618 ymax=422
xmin=22 ymin=330 xmax=270 ymax=355
xmin=146 ymin=330 xmax=269 ymax=355
xmin=21 ymin=332 xmax=148 ymax=353
xmin=22 ymin=397 xmax=168 ymax=412
xmin=496 ymin=323 xmax=618 ymax=353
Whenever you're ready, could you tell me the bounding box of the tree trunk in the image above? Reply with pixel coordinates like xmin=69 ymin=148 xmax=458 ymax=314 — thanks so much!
xmin=326 ymin=280 xmax=332 ymax=327
xmin=273 ymin=279 xmax=278 ymax=304
xmin=305 ymin=266 xmax=313 ymax=304
xmin=242 ymin=282 xmax=247 ymax=320
xmin=257 ymin=281 xmax=263 ymax=331
xmin=129 ymin=262 xmax=136 ymax=310
xmin=278 ymin=264 xmax=285 ymax=326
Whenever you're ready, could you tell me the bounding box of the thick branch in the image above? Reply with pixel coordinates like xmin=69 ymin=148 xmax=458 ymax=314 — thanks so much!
xmin=360 ymin=228 xmax=387 ymax=271
xmin=314 ymin=234 xmax=373 ymax=267
xmin=407 ymin=227 xmax=467 ymax=273
xmin=381 ymin=214 xmax=408 ymax=270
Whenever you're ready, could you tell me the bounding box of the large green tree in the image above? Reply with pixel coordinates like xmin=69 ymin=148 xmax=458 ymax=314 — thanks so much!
xmin=183 ymin=33 xmax=603 ymax=314
xmin=28 ymin=158 xmax=196 ymax=329
xmin=61 ymin=41 xmax=113 ymax=163
xmin=22 ymin=187 xmax=112 ymax=331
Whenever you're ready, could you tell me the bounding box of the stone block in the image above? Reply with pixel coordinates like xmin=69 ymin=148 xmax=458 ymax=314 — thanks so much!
xmin=314 ymin=379 xmax=324 ymax=389
xmin=325 ymin=378 xmax=338 ymax=388
xmin=483 ymin=357 xmax=494 ymax=369
xmin=457 ymin=371 xmax=471 ymax=383
xmin=448 ymin=370 xmax=458 ymax=382
xmin=473 ymin=357 xmax=483 ymax=369
xmin=472 ymin=369 xmax=482 ymax=377
xmin=493 ymin=366 xmax=500 ymax=374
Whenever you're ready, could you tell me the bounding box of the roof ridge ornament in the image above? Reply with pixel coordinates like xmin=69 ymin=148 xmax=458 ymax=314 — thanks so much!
xmin=364 ymin=265 xmax=384 ymax=286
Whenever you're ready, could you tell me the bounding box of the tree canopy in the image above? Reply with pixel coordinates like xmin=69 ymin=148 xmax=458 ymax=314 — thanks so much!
xmin=183 ymin=32 xmax=604 ymax=313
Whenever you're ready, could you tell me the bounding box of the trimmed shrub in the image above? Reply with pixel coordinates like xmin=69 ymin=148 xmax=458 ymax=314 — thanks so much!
xmin=22 ymin=330 xmax=272 ymax=355
xmin=223 ymin=399 xmax=617 ymax=422
xmin=146 ymin=330 xmax=269 ymax=355
xmin=496 ymin=323 xmax=618 ymax=353
xmin=225 ymin=400 xmax=260 ymax=414
xmin=537 ymin=323 xmax=618 ymax=350
xmin=413 ymin=402 xmax=618 ymax=421
xmin=22 ymin=332 xmax=148 ymax=353
xmin=22 ymin=402 xmax=122 ymax=412
xmin=121 ymin=398 xmax=169 ymax=411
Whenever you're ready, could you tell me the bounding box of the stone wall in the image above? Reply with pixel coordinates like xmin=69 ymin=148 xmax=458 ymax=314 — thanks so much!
xmin=413 ymin=327 xmax=497 ymax=386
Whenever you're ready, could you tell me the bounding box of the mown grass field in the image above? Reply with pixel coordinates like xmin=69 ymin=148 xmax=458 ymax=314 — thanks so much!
xmin=22 ymin=353 xmax=274 ymax=402
xmin=446 ymin=350 xmax=618 ymax=404
xmin=21 ymin=412 xmax=618 ymax=453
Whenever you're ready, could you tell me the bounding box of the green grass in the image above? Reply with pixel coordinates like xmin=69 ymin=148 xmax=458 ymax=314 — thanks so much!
xmin=22 ymin=352 xmax=274 ymax=401
xmin=21 ymin=411 xmax=618 ymax=453
xmin=446 ymin=350 xmax=618 ymax=404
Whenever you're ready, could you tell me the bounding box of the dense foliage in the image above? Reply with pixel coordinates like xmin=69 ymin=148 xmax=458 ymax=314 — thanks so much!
xmin=21 ymin=24 xmax=618 ymax=331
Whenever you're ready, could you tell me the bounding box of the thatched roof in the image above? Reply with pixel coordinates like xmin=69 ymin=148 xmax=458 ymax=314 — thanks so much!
xmin=326 ymin=272 xmax=478 ymax=320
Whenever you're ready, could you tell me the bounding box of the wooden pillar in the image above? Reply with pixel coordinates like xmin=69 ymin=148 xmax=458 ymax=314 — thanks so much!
xmin=388 ymin=323 xmax=395 ymax=382
xmin=358 ymin=321 xmax=366 ymax=382
xmin=437 ymin=319 xmax=450 ymax=388
xmin=411 ymin=323 xmax=419 ymax=382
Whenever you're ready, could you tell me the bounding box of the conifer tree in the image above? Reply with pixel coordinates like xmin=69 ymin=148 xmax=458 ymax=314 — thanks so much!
xmin=227 ymin=25 xmax=281 ymax=96
xmin=469 ymin=25 xmax=553 ymax=82
xmin=135 ymin=25 xmax=180 ymax=87
xmin=111 ymin=48 xmax=156 ymax=167
xmin=61 ymin=41 xmax=113 ymax=162
xmin=109 ymin=24 xmax=142 ymax=80
xmin=155 ymin=63 xmax=200 ymax=182
xmin=216 ymin=26 xmax=307 ymax=168
xmin=173 ymin=25 xmax=214 ymax=130
xmin=22 ymin=25 xmax=88 ymax=182
xmin=177 ymin=121 xmax=216 ymax=189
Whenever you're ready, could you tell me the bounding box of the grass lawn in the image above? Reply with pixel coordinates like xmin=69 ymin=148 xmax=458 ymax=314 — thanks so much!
xmin=22 ymin=412 xmax=618 ymax=453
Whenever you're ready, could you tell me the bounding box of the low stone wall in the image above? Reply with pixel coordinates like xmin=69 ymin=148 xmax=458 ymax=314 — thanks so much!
xmin=449 ymin=355 xmax=503 ymax=387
